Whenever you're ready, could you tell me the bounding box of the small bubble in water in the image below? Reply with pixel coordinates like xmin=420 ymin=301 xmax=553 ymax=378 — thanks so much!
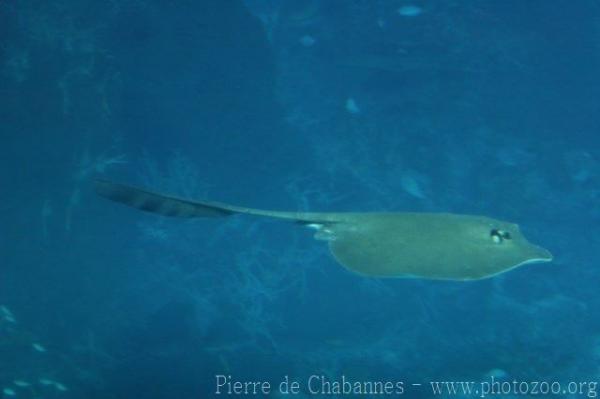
xmin=299 ymin=35 xmax=316 ymax=47
xmin=398 ymin=5 xmax=423 ymax=17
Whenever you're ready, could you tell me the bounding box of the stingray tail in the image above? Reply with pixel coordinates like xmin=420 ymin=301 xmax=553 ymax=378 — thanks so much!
xmin=94 ymin=179 xmax=335 ymax=225
xmin=94 ymin=179 xmax=239 ymax=218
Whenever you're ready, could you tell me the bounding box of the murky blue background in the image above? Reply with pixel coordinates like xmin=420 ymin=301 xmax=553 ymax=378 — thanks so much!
xmin=1 ymin=1 xmax=599 ymax=398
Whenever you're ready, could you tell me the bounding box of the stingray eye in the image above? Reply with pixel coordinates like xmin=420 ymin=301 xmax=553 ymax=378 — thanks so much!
xmin=490 ymin=229 xmax=511 ymax=243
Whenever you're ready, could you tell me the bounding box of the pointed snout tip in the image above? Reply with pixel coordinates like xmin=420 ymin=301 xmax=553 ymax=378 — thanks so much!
xmin=535 ymin=246 xmax=553 ymax=263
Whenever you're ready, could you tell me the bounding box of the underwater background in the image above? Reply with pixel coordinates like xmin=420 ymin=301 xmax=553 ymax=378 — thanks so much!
xmin=1 ymin=0 xmax=599 ymax=398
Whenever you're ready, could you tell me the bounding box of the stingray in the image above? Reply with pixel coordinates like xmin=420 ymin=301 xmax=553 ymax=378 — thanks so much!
xmin=95 ymin=180 xmax=552 ymax=281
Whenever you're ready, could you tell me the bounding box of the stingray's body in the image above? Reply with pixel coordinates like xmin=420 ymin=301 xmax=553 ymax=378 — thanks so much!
xmin=95 ymin=180 xmax=552 ymax=281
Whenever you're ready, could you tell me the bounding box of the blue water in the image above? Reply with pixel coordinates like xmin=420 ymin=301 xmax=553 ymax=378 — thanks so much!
xmin=1 ymin=0 xmax=599 ymax=398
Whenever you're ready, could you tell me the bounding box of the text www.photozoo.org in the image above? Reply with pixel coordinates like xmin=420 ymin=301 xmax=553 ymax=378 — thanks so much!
xmin=214 ymin=374 xmax=598 ymax=397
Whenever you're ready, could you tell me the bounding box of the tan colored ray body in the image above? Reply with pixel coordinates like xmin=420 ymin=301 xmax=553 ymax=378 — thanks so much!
xmin=95 ymin=180 xmax=552 ymax=281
